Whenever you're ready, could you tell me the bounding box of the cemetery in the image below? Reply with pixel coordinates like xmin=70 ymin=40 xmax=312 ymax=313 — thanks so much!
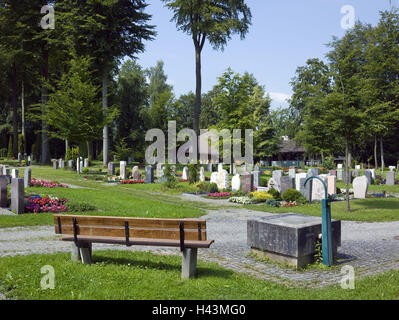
xmin=1 ymin=1 xmax=399 ymax=303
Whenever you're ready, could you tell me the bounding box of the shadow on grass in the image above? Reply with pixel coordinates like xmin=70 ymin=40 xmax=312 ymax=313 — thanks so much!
xmin=92 ymin=254 xmax=235 ymax=279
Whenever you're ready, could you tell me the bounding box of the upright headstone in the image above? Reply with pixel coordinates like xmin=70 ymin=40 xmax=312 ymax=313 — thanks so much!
xmin=280 ymin=176 xmax=294 ymax=195
xmin=295 ymin=173 xmax=307 ymax=191
xmin=132 ymin=166 xmax=141 ymax=180
xmin=254 ymin=164 xmax=260 ymax=172
xmin=364 ymin=170 xmax=373 ymax=185
xmin=210 ymin=172 xmax=218 ymax=184
xmin=329 ymin=170 xmax=337 ymax=177
xmin=389 ymin=166 xmax=395 ymax=172
xmin=11 ymin=178 xmax=24 ymax=214
xmin=24 ymin=168 xmax=31 ymax=188
xmin=79 ymin=160 xmax=83 ymax=173
xmin=299 ymin=177 xmax=312 ymax=202
xmin=353 ymin=176 xmax=368 ymax=199
xmin=267 ymin=177 xmax=280 ymax=193
xmin=11 ymin=169 xmax=19 ymax=179
xmin=120 ymin=161 xmax=127 ymax=180
xmin=232 ymin=163 xmax=237 ymax=175
xmin=27 ymin=156 xmax=32 ymax=166
xmin=84 ymin=158 xmax=89 ymax=168
xmin=199 ymin=167 xmax=205 ymax=182
xmin=327 ymin=175 xmax=337 ymax=196
xmin=288 ymin=168 xmax=296 ymax=178
xmin=353 ymin=169 xmax=359 ymax=178
xmin=0 ymin=176 xmax=7 ymax=208
xmin=108 ymin=162 xmax=115 ymax=175
xmin=232 ymin=174 xmax=241 ymax=192
xmin=355 ymin=165 xmax=361 ymax=170
xmin=342 ymin=170 xmax=352 ymax=184
xmin=386 ymin=171 xmax=395 ymax=186
xmin=68 ymin=160 xmax=74 ymax=169
xmin=307 ymin=168 xmax=319 ymax=177
xmin=76 ymin=158 xmax=80 ymax=173
xmin=337 ymin=169 xmax=343 ymax=181
xmin=337 ymin=164 xmax=343 ymax=169
xmin=252 ymin=171 xmax=261 ymax=188
xmin=217 ymin=170 xmax=229 ymax=191
xmin=156 ymin=163 xmax=164 ymax=179
xmin=370 ymin=169 xmax=376 ymax=180
xmin=53 ymin=160 xmax=59 ymax=170
xmin=181 ymin=167 xmax=188 ymax=180
xmin=241 ymin=173 xmax=253 ymax=193
xmin=207 ymin=163 xmax=212 ymax=172
xmin=272 ymin=170 xmax=282 ymax=189
xmin=145 ymin=165 xmax=154 ymax=184
xmin=18 ymin=153 xmax=22 ymax=163
xmin=311 ymin=176 xmax=327 ymax=202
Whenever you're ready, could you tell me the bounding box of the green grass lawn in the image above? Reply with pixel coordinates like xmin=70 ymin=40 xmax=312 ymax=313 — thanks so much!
xmin=247 ymin=198 xmax=399 ymax=222
xmin=1 ymin=250 xmax=398 ymax=300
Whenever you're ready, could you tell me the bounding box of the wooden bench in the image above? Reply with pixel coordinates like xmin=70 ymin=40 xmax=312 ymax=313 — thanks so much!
xmin=53 ymin=214 xmax=214 ymax=279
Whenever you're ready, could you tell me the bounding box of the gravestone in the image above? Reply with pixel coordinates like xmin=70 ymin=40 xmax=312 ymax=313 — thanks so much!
xmin=307 ymin=168 xmax=319 ymax=177
xmin=2 ymin=166 xmax=9 ymax=176
xmin=11 ymin=178 xmax=24 ymax=214
xmin=18 ymin=153 xmax=22 ymax=163
xmin=27 ymin=156 xmax=31 ymax=166
xmin=353 ymin=169 xmax=359 ymax=178
xmin=128 ymin=157 xmax=133 ymax=165
xmin=207 ymin=163 xmax=213 ymax=172
xmin=210 ymin=172 xmax=218 ymax=184
xmin=337 ymin=164 xmax=343 ymax=169
xmin=337 ymin=169 xmax=343 ymax=181
xmin=11 ymin=169 xmax=19 ymax=179
xmin=108 ymin=162 xmax=115 ymax=175
xmin=288 ymin=168 xmax=296 ymax=178
xmin=217 ymin=170 xmax=229 ymax=191
xmin=299 ymin=177 xmax=312 ymax=202
xmin=353 ymin=176 xmax=368 ymax=199
xmin=80 ymin=160 xmax=83 ymax=173
xmin=156 ymin=163 xmax=164 ymax=179
xmin=370 ymin=169 xmax=376 ymax=179
xmin=254 ymin=164 xmax=260 ymax=172
xmin=329 ymin=170 xmax=337 ymax=177
xmin=295 ymin=173 xmax=307 ymax=191
xmin=232 ymin=163 xmax=237 ymax=175
xmin=132 ymin=166 xmax=141 ymax=180
xmin=327 ymin=175 xmax=337 ymax=195
xmin=145 ymin=165 xmax=154 ymax=184
xmin=24 ymin=168 xmax=31 ymax=188
xmin=232 ymin=174 xmax=241 ymax=192
xmin=76 ymin=158 xmax=80 ymax=173
xmin=84 ymin=158 xmax=89 ymax=168
xmin=120 ymin=161 xmax=127 ymax=180
xmin=311 ymin=176 xmax=328 ymax=202
xmin=267 ymin=177 xmax=280 ymax=193
xmin=68 ymin=160 xmax=74 ymax=169
xmin=218 ymin=163 xmax=223 ymax=172
xmin=364 ymin=170 xmax=373 ymax=185
xmin=272 ymin=170 xmax=282 ymax=189
xmin=355 ymin=165 xmax=361 ymax=170
xmin=0 ymin=176 xmax=7 ymax=208
xmin=241 ymin=164 xmax=247 ymax=174
xmin=182 ymin=167 xmax=189 ymax=180
xmin=53 ymin=160 xmax=58 ymax=170
xmin=389 ymin=166 xmax=395 ymax=172
xmin=280 ymin=176 xmax=294 ymax=195
xmin=386 ymin=171 xmax=395 ymax=186
xmin=241 ymin=173 xmax=253 ymax=193
xmin=199 ymin=167 xmax=205 ymax=182
xmin=342 ymin=170 xmax=352 ymax=184
xmin=252 ymin=171 xmax=261 ymax=188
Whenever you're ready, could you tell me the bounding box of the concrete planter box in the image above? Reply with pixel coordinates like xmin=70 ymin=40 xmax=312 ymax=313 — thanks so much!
xmin=247 ymin=213 xmax=341 ymax=269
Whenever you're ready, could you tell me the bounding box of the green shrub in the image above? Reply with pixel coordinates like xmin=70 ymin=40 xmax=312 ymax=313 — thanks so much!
xmin=268 ymin=188 xmax=281 ymax=201
xmin=195 ymin=181 xmax=210 ymax=194
xmin=265 ymin=199 xmax=280 ymax=207
xmin=82 ymin=167 xmax=89 ymax=174
xmin=323 ymin=156 xmax=335 ymax=170
xmin=208 ymin=183 xmax=219 ymax=193
xmin=260 ymin=176 xmax=268 ymax=187
xmin=375 ymin=179 xmax=381 ymax=185
xmin=163 ymin=164 xmax=177 ymax=189
xmin=282 ymin=188 xmax=303 ymax=202
xmin=188 ymin=164 xmax=199 ymax=185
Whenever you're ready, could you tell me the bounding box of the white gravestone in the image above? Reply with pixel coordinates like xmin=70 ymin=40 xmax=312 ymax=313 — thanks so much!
xmin=295 ymin=173 xmax=307 ymax=191
xmin=210 ymin=172 xmax=218 ymax=185
xmin=217 ymin=170 xmax=229 ymax=191
xmin=182 ymin=167 xmax=189 ymax=180
xmin=353 ymin=176 xmax=368 ymax=199
xmin=232 ymin=174 xmax=241 ymax=192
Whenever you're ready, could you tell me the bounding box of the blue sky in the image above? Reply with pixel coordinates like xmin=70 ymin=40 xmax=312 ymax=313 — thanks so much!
xmin=135 ymin=0 xmax=397 ymax=109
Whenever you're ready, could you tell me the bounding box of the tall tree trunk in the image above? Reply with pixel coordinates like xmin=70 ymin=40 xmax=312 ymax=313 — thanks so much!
xmin=374 ymin=135 xmax=378 ymax=170
xmin=21 ymin=81 xmax=26 ymax=154
xmin=41 ymin=48 xmax=50 ymax=164
xmin=102 ymin=71 xmax=109 ymax=167
xmin=12 ymin=62 xmax=18 ymax=158
xmin=87 ymin=141 xmax=92 ymax=160
xmin=380 ymin=137 xmax=385 ymax=174
xmin=194 ymin=45 xmax=201 ymax=136
xmin=65 ymin=140 xmax=69 ymax=155
xmin=345 ymin=137 xmax=350 ymax=213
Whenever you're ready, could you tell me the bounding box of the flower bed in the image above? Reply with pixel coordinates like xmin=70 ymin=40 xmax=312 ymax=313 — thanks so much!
xmin=121 ymin=180 xmax=145 ymax=184
xmin=177 ymin=179 xmax=189 ymax=182
xmin=229 ymin=196 xmax=258 ymax=205
xmin=281 ymin=201 xmax=300 ymax=208
xmin=207 ymin=192 xmax=232 ymax=198
xmin=25 ymin=196 xmax=68 ymax=213
xmin=31 ymin=178 xmax=68 ymax=188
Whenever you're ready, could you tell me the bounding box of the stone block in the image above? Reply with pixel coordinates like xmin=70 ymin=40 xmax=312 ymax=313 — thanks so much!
xmin=0 ymin=176 xmax=7 ymax=208
xmin=11 ymin=178 xmax=24 ymax=214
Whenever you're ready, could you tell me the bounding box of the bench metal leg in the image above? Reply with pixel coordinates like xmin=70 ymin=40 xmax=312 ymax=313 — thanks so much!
xmin=71 ymin=242 xmax=92 ymax=264
xmin=181 ymin=248 xmax=198 ymax=279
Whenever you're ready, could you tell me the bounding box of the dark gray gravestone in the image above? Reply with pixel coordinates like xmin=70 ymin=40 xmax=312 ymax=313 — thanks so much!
xmin=241 ymin=173 xmax=254 ymax=193
xmin=0 ymin=176 xmax=7 ymax=208
xmin=280 ymin=176 xmax=294 ymax=195
xmin=329 ymin=170 xmax=337 ymax=176
xmin=53 ymin=160 xmax=58 ymax=170
xmin=299 ymin=177 xmax=312 ymax=202
xmin=342 ymin=170 xmax=352 ymax=184
xmin=11 ymin=178 xmax=24 ymax=214
xmin=108 ymin=162 xmax=115 ymax=175
xmin=353 ymin=169 xmax=359 ymax=178
xmin=145 ymin=165 xmax=154 ymax=184
xmin=386 ymin=171 xmax=395 ymax=186
xmin=364 ymin=170 xmax=373 ymax=185
xmin=252 ymin=171 xmax=261 ymax=188
xmin=307 ymin=168 xmax=319 ymax=177
xmin=24 ymin=168 xmax=31 ymax=188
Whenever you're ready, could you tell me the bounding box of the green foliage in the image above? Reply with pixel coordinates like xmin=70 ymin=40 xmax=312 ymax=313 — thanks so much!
xmin=114 ymin=139 xmax=133 ymax=162
xmin=265 ymin=199 xmax=281 ymax=208
xmin=188 ymin=164 xmax=199 ymax=185
xmin=70 ymin=147 xmax=80 ymax=167
xmin=65 ymin=148 xmax=72 ymax=164
xmin=282 ymin=188 xmax=305 ymax=203
xmin=323 ymin=156 xmax=336 ymax=170
xmin=268 ymin=188 xmax=281 ymax=201
xmin=208 ymin=183 xmax=219 ymax=193
xmin=65 ymin=201 xmax=96 ymax=213
xmin=18 ymin=134 xmax=24 ymax=155
xmin=195 ymin=181 xmax=210 ymax=194
xmin=82 ymin=167 xmax=89 ymax=174
xmin=163 ymin=164 xmax=177 ymax=189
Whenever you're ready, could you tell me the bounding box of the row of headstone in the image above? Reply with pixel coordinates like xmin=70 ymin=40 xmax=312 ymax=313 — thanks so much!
xmin=0 ymin=176 xmax=25 ymax=214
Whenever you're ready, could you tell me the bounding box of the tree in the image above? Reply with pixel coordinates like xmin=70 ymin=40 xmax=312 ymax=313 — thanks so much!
xmin=162 ymin=0 xmax=252 ymax=135
xmin=31 ymin=57 xmax=117 ymax=157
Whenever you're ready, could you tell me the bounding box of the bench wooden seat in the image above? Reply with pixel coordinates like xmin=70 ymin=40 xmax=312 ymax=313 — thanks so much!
xmin=53 ymin=214 xmax=214 ymax=279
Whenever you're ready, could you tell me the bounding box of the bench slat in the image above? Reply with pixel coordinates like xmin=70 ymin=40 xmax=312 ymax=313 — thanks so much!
xmin=60 ymin=235 xmax=214 ymax=248
xmin=54 ymin=215 xmax=206 ymax=230
xmin=55 ymin=224 xmax=207 ymax=241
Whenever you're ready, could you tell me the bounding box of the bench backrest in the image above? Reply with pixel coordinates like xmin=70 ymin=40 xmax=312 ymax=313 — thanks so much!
xmin=53 ymin=215 xmax=208 ymax=242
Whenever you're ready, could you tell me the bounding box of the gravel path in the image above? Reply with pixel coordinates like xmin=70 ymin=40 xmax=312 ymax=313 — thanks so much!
xmin=1 ymin=207 xmax=399 ymax=290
